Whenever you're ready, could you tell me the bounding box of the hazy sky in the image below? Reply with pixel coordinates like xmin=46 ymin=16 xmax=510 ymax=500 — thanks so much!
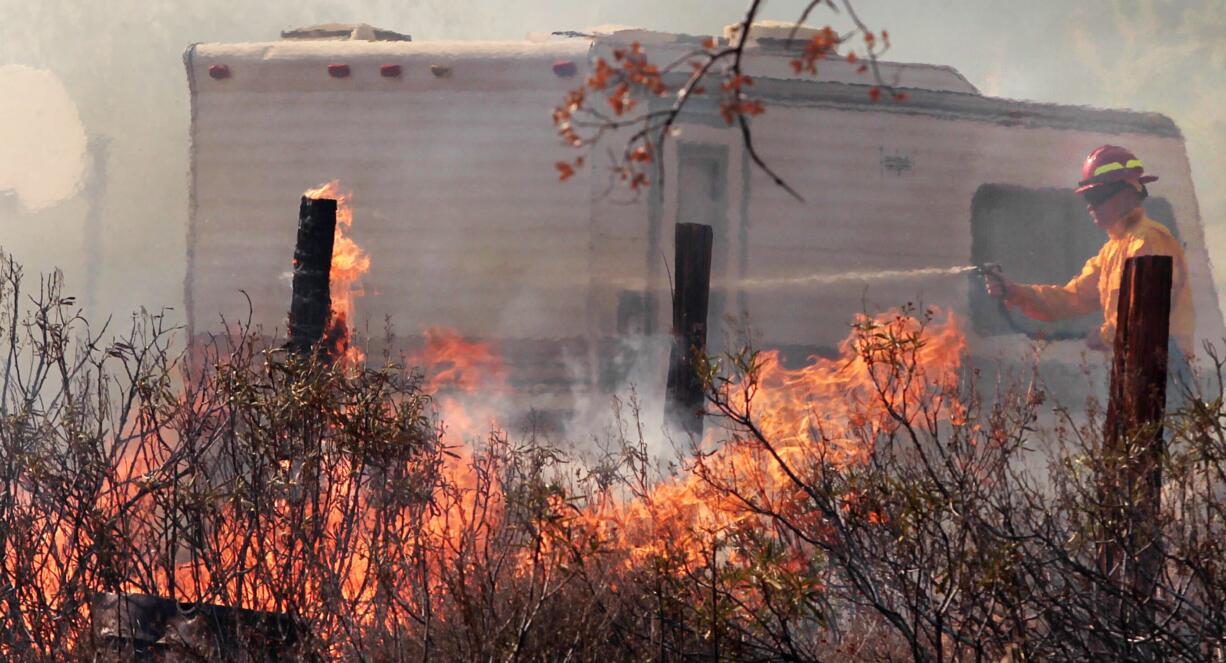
xmin=0 ymin=0 xmax=1223 ymax=324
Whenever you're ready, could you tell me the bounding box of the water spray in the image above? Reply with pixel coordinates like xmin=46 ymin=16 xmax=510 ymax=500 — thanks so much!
xmin=733 ymin=263 xmax=1002 ymax=290
xmin=607 ymin=263 xmax=1003 ymax=292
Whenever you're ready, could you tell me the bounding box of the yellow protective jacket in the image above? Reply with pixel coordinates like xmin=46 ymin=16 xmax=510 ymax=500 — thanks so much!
xmin=1004 ymin=209 xmax=1195 ymax=356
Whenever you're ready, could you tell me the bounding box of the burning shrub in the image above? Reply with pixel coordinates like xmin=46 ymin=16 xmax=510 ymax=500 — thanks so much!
xmin=701 ymin=307 xmax=1226 ymax=660
xmin=0 ymin=251 xmax=447 ymax=659
xmin=1 ymin=251 xmax=1226 ymax=661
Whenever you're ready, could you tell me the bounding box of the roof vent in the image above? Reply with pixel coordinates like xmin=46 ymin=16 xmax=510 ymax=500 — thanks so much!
xmin=724 ymin=20 xmax=825 ymax=49
xmin=281 ymin=23 xmax=411 ymax=42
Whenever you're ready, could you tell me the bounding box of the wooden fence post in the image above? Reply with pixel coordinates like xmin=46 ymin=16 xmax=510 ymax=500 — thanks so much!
xmin=91 ymin=592 xmax=300 ymax=661
xmin=288 ymin=196 xmax=337 ymax=357
xmin=665 ymin=223 xmax=713 ymax=437
xmin=1099 ymin=254 xmax=1171 ymax=635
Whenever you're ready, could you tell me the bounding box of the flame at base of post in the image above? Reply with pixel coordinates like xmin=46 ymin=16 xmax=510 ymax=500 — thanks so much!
xmin=288 ymin=195 xmax=337 ymax=357
xmin=301 ymin=180 xmax=369 ymax=367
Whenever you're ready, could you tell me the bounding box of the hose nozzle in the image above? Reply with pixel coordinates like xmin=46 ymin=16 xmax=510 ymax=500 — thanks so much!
xmin=975 ymin=262 xmax=1007 ymax=297
xmin=975 ymin=262 xmax=1003 ymax=278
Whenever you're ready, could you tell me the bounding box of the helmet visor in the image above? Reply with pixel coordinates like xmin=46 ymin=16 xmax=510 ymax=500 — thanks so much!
xmin=1082 ymin=180 xmax=1131 ymax=208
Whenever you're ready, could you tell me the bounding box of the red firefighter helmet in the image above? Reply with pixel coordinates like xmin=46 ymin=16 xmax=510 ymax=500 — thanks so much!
xmin=1075 ymin=144 xmax=1158 ymax=194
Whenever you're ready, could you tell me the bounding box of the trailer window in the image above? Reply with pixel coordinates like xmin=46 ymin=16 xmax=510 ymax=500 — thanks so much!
xmin=969 ymin=184 xmax=1178 ymax=339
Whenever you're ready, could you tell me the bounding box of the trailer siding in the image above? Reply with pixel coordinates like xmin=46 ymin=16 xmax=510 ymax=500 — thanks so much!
xmin=187 ymin=37 xmax=1224 ymax=407
xmin=730 ymin=102 xmax=1220 ymax=351
xmin=188 ymin=43 xmax=593 ymax=341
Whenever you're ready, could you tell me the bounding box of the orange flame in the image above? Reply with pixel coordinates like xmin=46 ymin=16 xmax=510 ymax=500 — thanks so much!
xmin=410 ymin=328 xmax=508 ymax=441
xmin=153 ymin=340 xmax=511 ymax=640
xmin=304 ymin=180 xmax=370 ymax=366
xmin=749 ymin=308 xmax=966 ymax=465
xmin=12 ymin=299 xmax=965 ymax=655
xmin=574 ymin=307 xmax=966 ymax=569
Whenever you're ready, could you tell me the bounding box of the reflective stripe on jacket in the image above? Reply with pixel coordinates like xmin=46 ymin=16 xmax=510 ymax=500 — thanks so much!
xmin=1003 ymin=210 xmax=1195 ymax=356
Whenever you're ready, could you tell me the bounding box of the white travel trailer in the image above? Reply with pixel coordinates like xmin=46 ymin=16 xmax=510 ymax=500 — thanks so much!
xmin=184 ymin=23 xmax=1223 ymax=413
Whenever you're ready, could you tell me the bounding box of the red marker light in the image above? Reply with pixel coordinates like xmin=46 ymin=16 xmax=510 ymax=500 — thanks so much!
xmin=208 ymin=64 xmax=230 ymax=79
xmin=327 ymin=64 xmax=351 ymax=78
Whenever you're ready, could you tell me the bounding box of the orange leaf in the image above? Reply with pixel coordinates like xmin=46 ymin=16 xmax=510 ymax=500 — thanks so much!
xmin=724 ymin=73 xmax=753 ymax=90
xmin=702 ymin=37 xmax=716 ymax=50
xmin=555 ymin=161 xmax=575 ymax=181
xmin=587 ymin=58 xmax=613 ymax=90
xmin=868 ymin=86 xmax=881 ymax=102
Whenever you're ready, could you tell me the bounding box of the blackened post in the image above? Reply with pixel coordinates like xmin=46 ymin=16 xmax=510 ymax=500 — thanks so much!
xmin=665 ymin=223 xmax=714 ymax=437
xmin=1099 ymin=255 xmax=1171 ymax=634
xmin=91 ymin=592 xmax=300 ymax=661
xmin=288 ymin=196 xmax=337 ymax=357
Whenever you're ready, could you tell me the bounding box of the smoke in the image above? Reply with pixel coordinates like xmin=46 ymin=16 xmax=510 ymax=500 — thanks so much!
xmin=0 ymin=0 xmax=1222 ymax=326
xmin=1062 ymin=1 xmax=1226 ymax=279
xmin=561 ymin=331 xmax=678 ymax=463
xmin=852 ymin=0 xmax=1226 ymax=297
xmin=0 ymin=64 xmax=88 ymax=286
xmin=0 ymin=65 xmax=86 ymax=212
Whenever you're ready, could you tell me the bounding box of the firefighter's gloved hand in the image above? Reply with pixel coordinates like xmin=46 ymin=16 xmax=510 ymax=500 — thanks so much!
xmin=982 ymin=269 xmax=1014 ymax=300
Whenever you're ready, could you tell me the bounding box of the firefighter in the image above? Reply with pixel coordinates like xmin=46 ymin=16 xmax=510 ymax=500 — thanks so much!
xmin=983 ymin=145 xmax=1195 ymax=364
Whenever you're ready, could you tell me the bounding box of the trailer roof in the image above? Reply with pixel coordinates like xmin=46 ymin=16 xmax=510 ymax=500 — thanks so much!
xmin=191 ymin=31 xmax=980 ymax=94
xmin=191 ymin=38 xmax=590 ymax=61
xmin=281 ymin=23 xmax=412 ymax=42
xmin=188 ymin=34 xmax=1179 ymax=138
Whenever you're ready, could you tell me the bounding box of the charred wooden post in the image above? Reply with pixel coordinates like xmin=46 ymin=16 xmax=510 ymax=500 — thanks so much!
xmin=665 ymin=223 xmax=714 ymax=437
xmin=1098 ymin=255 xmax=1171 ymax=635
xmin=90 ymin=592 xmax=300 ymax=661
xmin=288 ymin=196 xmax=337 ymax=357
